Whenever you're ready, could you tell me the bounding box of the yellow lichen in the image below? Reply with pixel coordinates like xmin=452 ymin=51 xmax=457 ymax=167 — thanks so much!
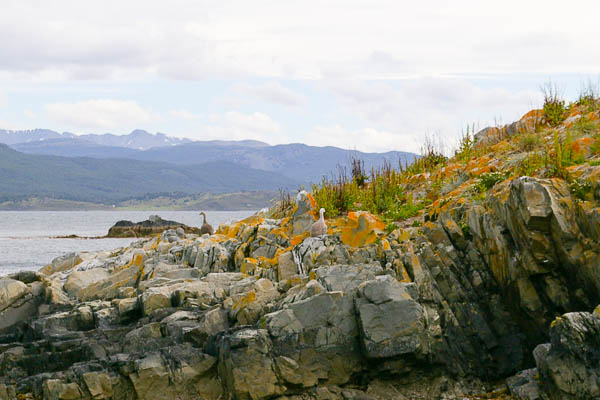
xmin=232 ymin=291 xmax=257 ymax=310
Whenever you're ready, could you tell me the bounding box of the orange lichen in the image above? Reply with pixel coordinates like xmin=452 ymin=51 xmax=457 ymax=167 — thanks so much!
xmin=291 ymin=232 xmax=309 ymax=246
xmin=327 ymin=211 xmax=385 ymax=248
xmin=307 ymin=192 xmax=317 ymax=210
xmin=572 ymin=137 xmax=593 ymax=157
xmin=520 ymin=109 xmax=544 ymax=121
xmin=218 ymin=215 xmax=264 ymax=238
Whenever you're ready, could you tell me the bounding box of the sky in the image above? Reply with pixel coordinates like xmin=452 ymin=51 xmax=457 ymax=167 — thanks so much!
xmin=0 ymin=0 xmax=599 ymax=153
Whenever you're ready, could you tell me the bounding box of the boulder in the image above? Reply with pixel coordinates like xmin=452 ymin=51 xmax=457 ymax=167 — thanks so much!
xmin=355 ymin=275 xmax=427 ymax=358
xmin=264 ymin=291 xmax=361 ymax=386
xmin=216 ymin=328 xmax=283 ymax=400
xmin=43 ymin=379 xmax=83 ymax=400
xmin=141 ymin=287 xmax=172 ymax=316
xmin=534 ymin=310 xmax=600 ymax=398
xmin=293 ymin=236 xmax=351 ymax=274
xmin=0 ymin=278 xmax=29 ymax=311
xmin=82 ymin=372 xmax=114 ymax=400
xmin=39 ymin=252 xmax=82 ymax=275
xmin=64 ymin=269 xmax=110 ymax=297
xmin=0 ymin=278 xmax=36 ymax=332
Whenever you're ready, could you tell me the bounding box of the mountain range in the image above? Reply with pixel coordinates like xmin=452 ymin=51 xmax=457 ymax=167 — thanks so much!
xmin=0 ymin=128 xmax=417 ymax=207
xmin=0 ymin=144 xmax=299 ymax=204
xmin=0 ymin=128 xmax=190 ymax=150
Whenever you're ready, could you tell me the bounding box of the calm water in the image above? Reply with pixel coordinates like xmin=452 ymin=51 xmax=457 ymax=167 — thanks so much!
xmin=0 ymin=210 xmax=254 ymax=276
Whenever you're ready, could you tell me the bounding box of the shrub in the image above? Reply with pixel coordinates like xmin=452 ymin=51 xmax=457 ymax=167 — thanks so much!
xmin=541 ymin=81 xmax=567 ymax=127
xmin=311 ymin=158 xmax=426 ymax=224
xmin=576 ymin=79 xmax=599 ymax=111
xmin=569 ymin=179 xmax=592 ymax=201
xmin=476 ymin=172 xmax=507 ymax=192
xmin=455 ymin=124 xmax=475 ymax=161
xmin=518 ymin=133 xmax=541 ymax=152
xmin=405 ymin=136 xmax=448 ymax=174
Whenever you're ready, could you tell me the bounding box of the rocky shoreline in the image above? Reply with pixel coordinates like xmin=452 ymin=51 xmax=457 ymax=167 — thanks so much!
xmin=1 ymin=179 xmax=600 ymax=399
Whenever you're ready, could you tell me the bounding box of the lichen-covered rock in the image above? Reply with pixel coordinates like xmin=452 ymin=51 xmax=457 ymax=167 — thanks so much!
xmin=64 ymin=268 xmax=109 ymax=297
xmin=39 ymin=252 xmax=82 ymax=275
xmin=141 ymin=286 xmax=172 ymax=316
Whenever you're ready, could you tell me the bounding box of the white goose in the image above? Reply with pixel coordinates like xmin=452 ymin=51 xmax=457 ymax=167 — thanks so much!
xmin=310 ymin=208 xmax=327 ymax=237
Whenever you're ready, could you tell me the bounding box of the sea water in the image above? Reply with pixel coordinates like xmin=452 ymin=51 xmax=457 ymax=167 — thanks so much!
xmin=0 ymin=210 xmax=254 ymax=275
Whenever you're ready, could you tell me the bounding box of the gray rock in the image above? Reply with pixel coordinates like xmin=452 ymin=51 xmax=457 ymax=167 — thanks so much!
xmin=356 ymin=276 xmax=426 ymax=358
xmin=506 ymin=368 xmax=541 ymax=400
xmin=535 ymin=311 xmax=600 ymax=399
xmin=217 ymin=328 xmax=283 ymax=399
xmin=315 ymin=264 xmax=382 ymax=293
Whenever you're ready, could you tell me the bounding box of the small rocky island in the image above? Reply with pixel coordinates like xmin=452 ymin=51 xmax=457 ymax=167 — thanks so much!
xmin=106 ymin=215 xmax=201 ymax=238
xmin=1 ymin=106 xmax=600 ymax=399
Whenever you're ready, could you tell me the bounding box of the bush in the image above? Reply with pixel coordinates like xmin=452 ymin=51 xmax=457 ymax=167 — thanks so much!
xmin=476 ymin=172 xmax=507 ymax=192
xmin=541 ymin=81 xmax=566 ymax=127
xmin=569 ymin=179 xmax=592 ymax=201
xmin=311 ymin=158 xmax=426 ymax=224
xmin=455 ymin=124 xmax=475 ymax=161
xmin=518 ymin=133 xmax=541 ymax=152
xmin=576 ymin=79 xmax=599 ymax=111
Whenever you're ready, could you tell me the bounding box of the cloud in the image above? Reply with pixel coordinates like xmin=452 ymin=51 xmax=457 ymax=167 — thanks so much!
xmin=306 ymin=124 xmax=420 ymax=153
xmin=240 ymin=82 xmax=306 ymax=107
xmin=168 ymin=109 xmax=203 ymax=120
xmin=1 ymin=1 xmax=599 ymax=80
xmin=181 ymin=111 xmax=282 ymax=144
xmin=0 ymin=89 xmax=6 ymax=107
xmin=44 ymin=99 xmax=154 ymax=131
xmin=324 ymin=77 xmax=542 ymax=152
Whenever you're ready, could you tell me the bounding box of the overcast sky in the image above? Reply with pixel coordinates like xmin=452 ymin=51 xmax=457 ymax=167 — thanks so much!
xmin=0 ymin=0 xmax=599 ymax=153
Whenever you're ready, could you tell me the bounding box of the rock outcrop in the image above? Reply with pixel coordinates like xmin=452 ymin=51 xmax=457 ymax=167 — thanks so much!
xmin=106 ymin=215 xmax=201 ymax=238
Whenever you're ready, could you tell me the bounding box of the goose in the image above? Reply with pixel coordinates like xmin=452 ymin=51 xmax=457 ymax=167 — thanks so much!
xmin=310 ymin=208 xmax=327 ymax=237
xmin=199 ymin=212 xmax=214 ymax=235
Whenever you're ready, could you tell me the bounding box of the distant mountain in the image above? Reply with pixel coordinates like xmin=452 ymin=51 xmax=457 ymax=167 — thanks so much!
xmin=0 ymin=144 xmax=300 ymax=204
xmin=118 ymin=142 xmax=416 ymax=183
xmin=11 ymin=137 xmax=141 ymax=158
xmin=0 ymin=129 xmax=191 ymax=150
xmin=81 ymin=129 xmax=191 ymax=150
xmin=7 ymin=130 xmax=417 ymax=184
xmin=0 ymin=129 xmax=73 ymax=145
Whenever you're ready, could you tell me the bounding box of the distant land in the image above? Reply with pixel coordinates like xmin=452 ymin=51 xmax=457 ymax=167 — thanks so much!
xmin=0 ymin=192 xmax=278 ymax=211
xmin=0 ymin=144 xmax=298 ymax=203
xmin=0 ymin=129 xmax=417 ymax=210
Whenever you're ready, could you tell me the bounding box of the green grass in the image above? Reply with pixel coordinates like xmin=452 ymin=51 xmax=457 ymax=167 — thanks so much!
xmin=312 ymin=159 xmax=426 ymax=224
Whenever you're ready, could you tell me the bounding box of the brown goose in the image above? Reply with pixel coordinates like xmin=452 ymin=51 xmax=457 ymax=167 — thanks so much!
xmin=310 ymin=208 xmax=327 ymax=237
xmin=199 ymin=212 xmax=214 ymax=235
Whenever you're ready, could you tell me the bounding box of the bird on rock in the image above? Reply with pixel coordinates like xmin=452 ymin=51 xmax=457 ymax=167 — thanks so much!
xmin=199 ymin=212 xmax=214 ymax=235
xmin=310 ymin=208 xmax=327 ymax=237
